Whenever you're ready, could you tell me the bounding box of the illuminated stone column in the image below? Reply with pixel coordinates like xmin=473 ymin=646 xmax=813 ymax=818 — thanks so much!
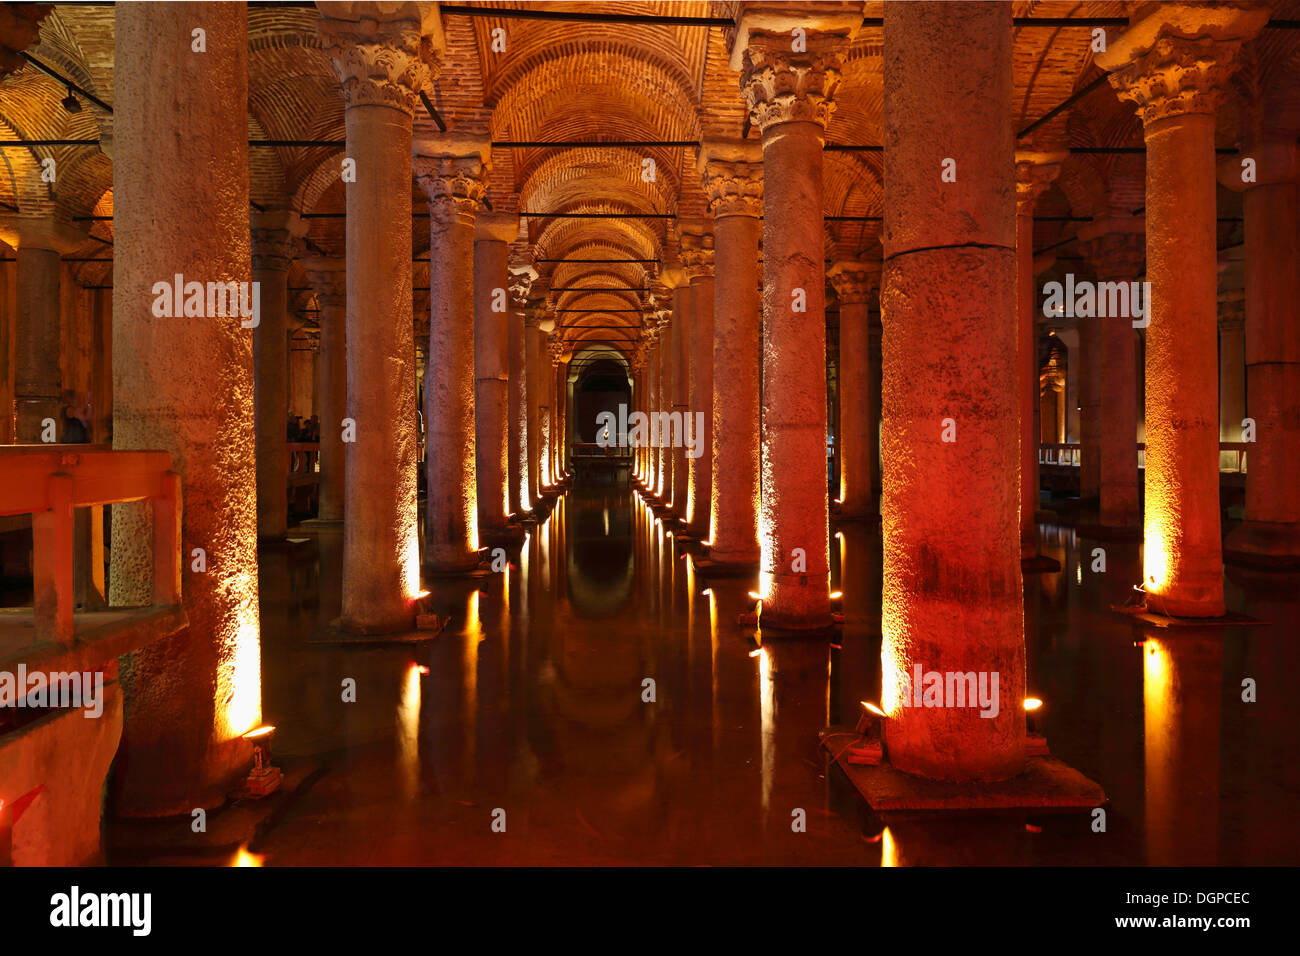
xmin=680 ymin=228 xmax=715 ymax=535
xmin=525 ymin=304 xmax=548 ymax=494
xmin=702 ymin=145 xmax=762 ymax=563
xmin=1014 ymin=154 xmax=1063 ymax=559
xmin=548 ymin=337 xmax=565 ymax=482
xmin=655 ymin=309 xmax=671 ymax=497
xmin=473 ymin=212 xmax=516 ymax=534
xmin=110 ymin=0 xmax=260 ymax=814
xmin=669 ymin=276 xmax=690 ymax=518
xmin=737 ymin=6 xmax=859 ymax=628
xmin=1079 ymin=218 xmax=1144 ymax=531
xmin=321 ymin=6 xmax=435 ymax=630
xmin=1100 ymin=3 xmax=1267 ymax=614
xmin=828 ymin=259 xmax=879 ymax=521
xmin=415 ymin=153 xmax=485 ymax=571
xmin=1079 ymin=314 xmax=1101 ymax=501
xmin=0 ymin=217 xmax=83 ymax=442
xmin=881 ymin=0 xmax=1023 ymax=779
xmin=629 ymin=345 xmax=647 ymax=481
xmin=301 ymin=256 xmax=346 ymax=522
xmin=250 ymin=211 xmax=304 ymax=541
xmin=1223 ymin=139 xmax=1300 ymax=560
xmin=508 ymin=267 xmax=535 ymax=516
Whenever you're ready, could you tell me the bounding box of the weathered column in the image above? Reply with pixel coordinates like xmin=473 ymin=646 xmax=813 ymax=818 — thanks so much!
xmin=881 ymin=0 xmax=1023 ymax=779
xmin=680 ymin=228 xmax=715 ymax=535
xmin=321 ymin=6 xmax=435 ymax=630
xmin=1079 ymin=218 xmax=1144 ymax=531
xmin=1217 ymin=292 xmax=1246 ymax=471
xmin=473 ymin=212 xmax=515 ymax=533
xmin=301 ymin=256 xmax=346 ymax=522
xmin=0 ymin=218 xmax=83 ymax=442
xmin=655 ymin=310 xmax=671 ymax=497
xmin=415 ymin=153 xmax=485 ymax=570
xmin=1100 ymin=3 xmax=1266 ymax=614
xmin=1079 ymin=311 xmax=1101 ymax=501
xmin=666 ymin=276 xmax=689 ymax=516
xmin=828 ymin=260 xmax=878 ymax=521
xmin=1223 ymin=139 xmax=1300 ymax=560
xmin=1014 ymin=154 xmax=1063 ymax=560
xmin=525 ymin=305 xmax=548 ymax=494
xmin=507 ymin=267 xmax=535 ymax=516
xmin=110 ymin=0 xmax=260 ymax=814
xmin=548 ymin=337 xmax=565 ymax=482
xmin=702 ymin=144 xmax=762 ymax=563
xmin=737 ymin=5 xmax=858 ymax=628
xmin=251 ymin=211 xmax=304 ymax=541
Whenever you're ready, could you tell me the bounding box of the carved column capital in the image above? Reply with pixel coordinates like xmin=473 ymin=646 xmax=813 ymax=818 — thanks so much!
xmin=300 ymin=256 xmax=347 ymax=309
xmin=1078 ymin=224 xmax=1146 ymax=281
xmin=703 ymin=158 xmax=764 ymax=219
xmin=1015 ymin=151 xmax=1066 ymax=213
xmin=318 ymin=13 xmax=438 ymax=116
xmin=414 ymin=154 xmax=487 ymax=227
xmin=251 ymin=211 xmax=307 ymax=273
xmin=739 ymin=29 xmax=849 ymax=132
xmin=827 ymin=259 xmax=879 ymax=306
xmin=679 ymin=230 xmax=715 ymax=279
xmin=1098 ymin=5 xmax=1269 ymax=127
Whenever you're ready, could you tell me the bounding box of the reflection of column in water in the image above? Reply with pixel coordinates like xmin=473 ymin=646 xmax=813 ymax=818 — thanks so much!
xmin=397 ymin=662 xmax=421 ymax=801
xmin=759 ymin=641 xmax=831 ymax=829
xmin=1143 ymin=632 xmax=1221 ymax=865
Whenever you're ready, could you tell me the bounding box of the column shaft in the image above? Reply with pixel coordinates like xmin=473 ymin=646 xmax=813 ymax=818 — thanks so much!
xmin=686 ymin=271 xmax=714 ymax=533
xmin=474 ymin=236 xmax=509 ymax=530
xmin=14 ymin=246 xmax=61 ymax=442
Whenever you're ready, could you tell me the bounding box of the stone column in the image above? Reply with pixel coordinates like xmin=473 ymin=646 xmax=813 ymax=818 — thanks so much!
xmin=508 ymin=268 xmax=535 ymax=516
xmin=680 ymin=228 xmax=715 ymax=535
xmin=1223 ymin=140 xmax=1300 ymax=560
xmin=250 ymin=211 xmax=304 ymax=541
xmin=737 ymin=6 xmax=858 ymax=628
xmin=1015 ymin=154 xmax=1063 ymax=559
xmin=548 ymin=337 xmax=565 ymax=483
xmin=1217 ymin=292 xmax=1246 ymax=472
xmin=669 ymin=278 xmax=690 ymax=517
xmin=702 ymin=145 xmax=763 ymax=563
xmin=301 ymin=256 xmax=346 ymax=522
xmin=109 ymin=0 xmax=259 ymax=814
xmin=321 ymin=6 xmax=435 ymax=631
xmin=881 ymin=0 xmax=1023 ymax=780
xmin=655 ymin=311 xmax=671 ymax=498
xmin=473 ymin=212 xmax=516 ymax=534
xmin=415 ymin=153 xmax=485 ymax=570
xmin=1079 ymin=311 xmax=1101 ymax=501
xmin=524 ymin=305 xmax=547 ymax=495
xmin=1079 ymin=218 xmax=1144 ymax=531
xmin=0 ymin=218 xmax=83 ymax=442
xmin=828 ymin=259 xmax=878 ymax=521
xmin=1100 ymin=3 xmax=1267 ymax=615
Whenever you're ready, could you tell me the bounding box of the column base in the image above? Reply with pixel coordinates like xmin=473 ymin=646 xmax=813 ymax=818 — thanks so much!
xmin=693 ymin=555 xmax=760 ymax=578
xmin=312 ymin=614 xmax=443 ymax=643
xmin=1224 ymin=520 xmax=1300 ymax=568
xmin=1075 ymin=521 xmax=1142 ymax=541
xmin=296 ymin=517 xmax=344 ymax=534
xmin=481 ymin=523 xmax=527 ymax=549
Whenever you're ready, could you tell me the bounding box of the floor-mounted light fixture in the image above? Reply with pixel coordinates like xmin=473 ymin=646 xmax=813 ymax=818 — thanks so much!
xmin=241 ymin=725 xmax=282 ymax=797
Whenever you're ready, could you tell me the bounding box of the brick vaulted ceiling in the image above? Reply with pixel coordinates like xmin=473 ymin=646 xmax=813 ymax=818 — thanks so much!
xmin=2 ymin=0 xmax=1299 ymax=351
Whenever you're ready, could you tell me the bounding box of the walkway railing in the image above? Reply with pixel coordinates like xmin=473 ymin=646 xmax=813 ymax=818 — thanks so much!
xmin=287 ymin=442 xmax=319 ymax=484
xmin=0 ymin=445 xmax=181 ymax=646
xmin=1039 ymin=442 xmax=1249 ymax=474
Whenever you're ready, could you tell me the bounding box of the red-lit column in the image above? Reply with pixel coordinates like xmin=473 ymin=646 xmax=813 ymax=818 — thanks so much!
xmin=110 ymin=0 xmax=260 ymax=813
xmin=670 ymin=276 xmax=690 ymax=519
xmin=250 ymin=211 xmax=304 ymax=541
xmin=681 ymin=228 xmax=715 ymax=535
xmin=415 ymin=154 xmax=485 ymax=572
xmin=881 ymin=0 xmax=1023 ymax=779
xmin=655 ymin=309 xmax=672 ymax=498
xmin=473 ymin=212 xmax=516 ymax=535
xmin=828 ymin=260 xmax=879 ymax=521
xmin=738 ymin=11 xmax=857 ymax=628
xmin=1079 ymin=218 xmax=1144 ymax=531
xmin=321 ymin=9 xmax=431 ymax=632
xmin=524 ymin=306 xmax=546 ymax=497
xmin=508 ymin=267 xmax=535 ymax=516
xmin=702 ymin=146 xmax=762 ymax=564
xmin=301 ymin=256 xmax=346 ymax=523
xmin=1223 ymin=139 xmax=1300 ymax=561
xmin=1101 ymin=4 xmax=1267 ymax=614
xmin=1014 ymin=154 xmax=1063 ymax=561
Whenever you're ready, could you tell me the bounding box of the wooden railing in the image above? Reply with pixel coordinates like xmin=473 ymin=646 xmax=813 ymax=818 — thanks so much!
xmin=287 ymin=442 xmax=319 ymax=485
xmin=571 ymin=442 xmax=631 ymax=459
xmin=0 ymin=445 xmax=180 ymax=646
xmin=1039 ymin=442 xmax=1249 ymax=474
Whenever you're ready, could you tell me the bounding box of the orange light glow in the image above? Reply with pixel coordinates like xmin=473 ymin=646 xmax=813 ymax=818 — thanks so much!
xmin=747 ymin=590 xmax=762 ymax=601
xmin=242 ymin=724 xmax=275 ymax=739
xmin=230 ymin=844 xmax=264 ymax=867
xmin=1023 ymin=697 xmax=1043 ymax=711
xmin=829 ymin=590 xmax=843 ymax=600
xmin=221 ymin=576 xmax=262 ymax=740
xmin=861 ymin=701 xmax=886 ymax=718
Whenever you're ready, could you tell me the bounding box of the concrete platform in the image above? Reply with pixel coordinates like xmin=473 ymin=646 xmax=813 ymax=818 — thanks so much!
xmin=820 ymin=726 xmax=1106 ymax=812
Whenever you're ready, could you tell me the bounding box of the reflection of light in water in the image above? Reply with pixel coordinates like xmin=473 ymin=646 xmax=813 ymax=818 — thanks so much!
xmin=1075 ymin=562 xmax=1082 ymax=585
xmin=706 ymin=587 xmax=719 ymax=752
xmin=230 ymin=844 xmax=264 ymax=867
xmin=464 ymin=591 xmax=480 ymax=771
xmin=759 ymin=647 xmax=773 ymax=814
xmin=520 ymin=532 xmax=530 ymax=628
xmin=397 ymin=662 xmax=421 ymax=800
xmin=881 ymin=826 xmax=898 ymax=867
xmin=603 ymin=507 xmax=609 ymax=536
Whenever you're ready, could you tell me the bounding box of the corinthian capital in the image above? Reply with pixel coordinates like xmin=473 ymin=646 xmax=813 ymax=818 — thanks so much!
xmin=1014 ymin=151 xmax=1066 ymax=213
xmin=703 ymin=159 xmax=763 ymax=219
xmin=300 ymin=256 xmax=347 ymax=309
xmin=739 ymin=29 xmax=849 ymax=132
xmin=1097 ymin=4 xmax=1268 ymax=126
xmin=413 ymin=154 xmax=487 ymax=227
xmin=679 ymin=230 xmax=715 ymax=279
xmin=317 ymin=5 xmax=440 ymax=115
xmin=827 ymin=259 xmax=879 ymax=306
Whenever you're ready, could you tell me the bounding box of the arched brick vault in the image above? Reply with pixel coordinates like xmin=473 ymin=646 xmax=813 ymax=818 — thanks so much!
xmin=8 ymin=0 xmax=1300 ymax=351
